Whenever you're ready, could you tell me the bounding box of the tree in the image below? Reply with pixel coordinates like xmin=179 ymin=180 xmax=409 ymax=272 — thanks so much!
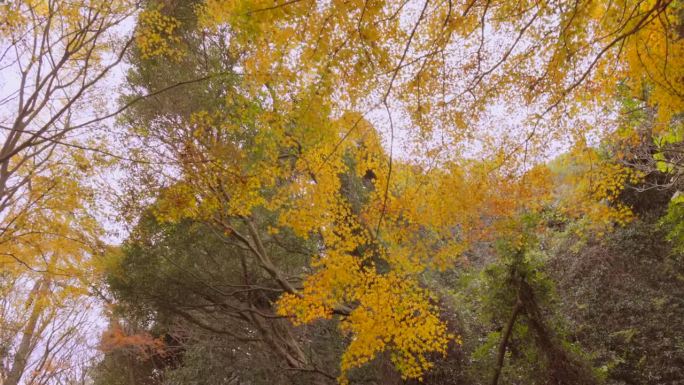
xmin=0 ymin=0 xmax=134 ymax=216
xmin=0 ymin=1 xmax=136 ymax=385
xmin=104 ymin=1 xmax=348 ymax=382
xmin=99 ymin=213 xmax=343 ymax=385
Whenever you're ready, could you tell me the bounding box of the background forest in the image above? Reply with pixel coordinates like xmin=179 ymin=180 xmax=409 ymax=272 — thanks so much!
xmin=0 ymin=0 xmax=683 ymax=385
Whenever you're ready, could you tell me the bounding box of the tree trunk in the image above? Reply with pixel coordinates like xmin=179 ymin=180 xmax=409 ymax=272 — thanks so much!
xmin=5 ymin=280 xmax=46 ymax=385
xmin=490 ymin=298 xmax=522 ymax=385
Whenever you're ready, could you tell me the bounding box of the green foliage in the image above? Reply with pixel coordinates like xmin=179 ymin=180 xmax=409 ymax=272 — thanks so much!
xmin=99 ymin=210 xmax=342 ymax=385
xmin=549 ymin=214 xmax=684 ymax=384
xmin=662 ymin=194 xmax=684 ymax=255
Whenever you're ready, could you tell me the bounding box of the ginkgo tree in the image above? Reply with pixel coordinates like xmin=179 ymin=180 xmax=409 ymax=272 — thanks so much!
xmin=0 ymin=1 xmax=136 ymax=385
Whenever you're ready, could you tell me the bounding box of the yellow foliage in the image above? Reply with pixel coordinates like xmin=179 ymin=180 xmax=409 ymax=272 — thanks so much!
xmin=279 ymin=269 xmax=455 ymax=382
xmin=553 ymin=142 xmax=642 ymax=230
xmin=136 ymin=8 xmax=184 ymax=60
xmin=135 ymin=0 xmax=683 ymax=381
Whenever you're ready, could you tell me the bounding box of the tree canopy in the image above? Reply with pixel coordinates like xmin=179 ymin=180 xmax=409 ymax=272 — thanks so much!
xmin=1 ymin=0 xmax=683 ymax=384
